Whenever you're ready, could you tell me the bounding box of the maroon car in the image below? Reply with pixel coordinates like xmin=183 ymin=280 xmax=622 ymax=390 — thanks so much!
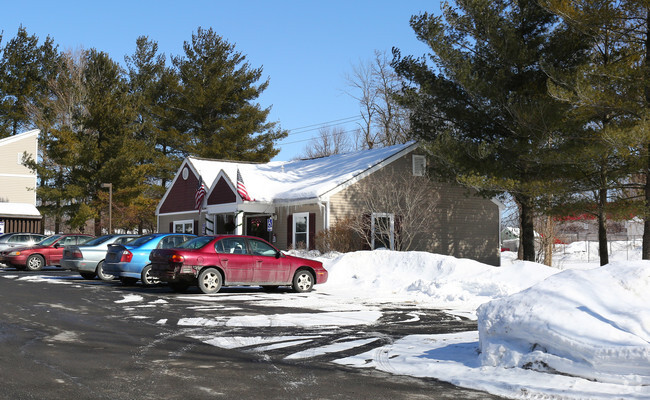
xmin=149 ymin=235 xmax=328 ymax=294
xmin=3 ymin=234 xmax=95 ymax=271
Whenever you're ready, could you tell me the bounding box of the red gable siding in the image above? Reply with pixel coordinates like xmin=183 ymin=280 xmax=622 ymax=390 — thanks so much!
xmin=207 ymin=177 xmax=237 ymax=205
xmin=159 ymin=170 xmax=200 ymax=213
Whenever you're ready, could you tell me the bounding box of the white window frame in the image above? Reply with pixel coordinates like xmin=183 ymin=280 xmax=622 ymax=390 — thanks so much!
xmin=412 ymin=155 xmax=426 ymax=177
xmin=371 ymin=212 xmax=395 ymax=250
xmin=173 ymin=219 xmax=194 ymax=234
xmin=293 ymin=212 xmax=309 ymax=249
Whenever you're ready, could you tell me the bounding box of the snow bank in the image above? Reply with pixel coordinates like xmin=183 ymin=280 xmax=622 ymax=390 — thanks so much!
xmin=477 ymin=261 xmax=650 ymax=385
xmin=320 ymin=250 xmax=557 ymax=311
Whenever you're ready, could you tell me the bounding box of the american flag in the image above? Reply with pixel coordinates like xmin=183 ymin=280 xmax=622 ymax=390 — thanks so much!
xmin=237 ymin=169 xmax=254 ymax=201
xmin=195 ymin=177 xmax=206 ymax=210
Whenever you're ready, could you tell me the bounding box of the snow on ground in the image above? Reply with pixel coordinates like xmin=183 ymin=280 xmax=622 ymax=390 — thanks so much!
xmin=2 ymin=241 xmax=648 ymax=399
xmin=306 ymin=246 xmax=650 ymax=399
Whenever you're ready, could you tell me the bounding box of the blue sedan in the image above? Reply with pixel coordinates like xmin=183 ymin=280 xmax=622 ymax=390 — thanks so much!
xmin=103 ymin=233 xmax=195 ymax=286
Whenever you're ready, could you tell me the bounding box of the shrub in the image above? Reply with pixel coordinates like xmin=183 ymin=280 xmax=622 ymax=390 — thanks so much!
xmin=315 ymin=217 xmax=360 ymax=253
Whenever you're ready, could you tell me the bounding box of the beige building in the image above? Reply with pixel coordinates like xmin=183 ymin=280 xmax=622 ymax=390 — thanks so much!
xmin=0 ymin=129 xmax=42 ymax=233
xmin=0 ymin=129 xmax=38 ymax=204
xmin=156 ymin=142 xmax=502 ymax=266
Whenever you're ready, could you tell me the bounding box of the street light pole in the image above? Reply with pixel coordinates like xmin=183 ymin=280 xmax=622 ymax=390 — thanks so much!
xmin=101 ymin=183 xmax=112 ymax=234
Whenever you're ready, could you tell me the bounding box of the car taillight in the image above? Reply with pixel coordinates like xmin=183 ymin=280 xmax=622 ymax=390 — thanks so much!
xmin=120 ymin=250 xmax=133 ymax=263
xmin=170 ymin=254 xmax=184 ymax=263
xmin=71 ymin=249 xmax=83 ymax=259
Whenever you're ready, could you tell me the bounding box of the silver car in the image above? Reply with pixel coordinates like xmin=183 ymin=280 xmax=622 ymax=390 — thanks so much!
xmin=0 ymin=233 xmax=48 ymax=252
xmin=61 ymin=234 xmax=139 ymax=280
xmin=0 ymin=233 xmax=48 ymax=265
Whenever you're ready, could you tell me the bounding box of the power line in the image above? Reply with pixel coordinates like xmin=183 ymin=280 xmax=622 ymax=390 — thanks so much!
xmin=283 ymin=115 xmax=363 ymax=137
xmin=280 ymin=126 xmax=359 ymax=146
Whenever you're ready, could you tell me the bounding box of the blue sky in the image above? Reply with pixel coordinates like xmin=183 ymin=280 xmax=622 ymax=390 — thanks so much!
xmin=1 ymin=1 xmax=438 ymax=160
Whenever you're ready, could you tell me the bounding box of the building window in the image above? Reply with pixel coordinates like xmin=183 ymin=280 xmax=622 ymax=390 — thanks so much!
xmin=371 ymin=212 xmax=394 ymax=250
xmin=293 ymin=212 xmax=309 ymax=249
xmin=412 ymin=155 xmax=426 ymax=177
xmin=173 ymin=220 xmax=194 ymax=234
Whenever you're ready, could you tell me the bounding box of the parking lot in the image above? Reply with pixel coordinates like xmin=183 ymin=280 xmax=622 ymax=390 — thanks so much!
xmin=0 ymin=267 xmax=505 ymax=399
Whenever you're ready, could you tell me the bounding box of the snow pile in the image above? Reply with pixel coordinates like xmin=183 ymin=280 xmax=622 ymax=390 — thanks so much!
xmin=320 ymin=249 xmax=556 ymax=311
xmin=477 ymin=261 xmax=650 ymax=385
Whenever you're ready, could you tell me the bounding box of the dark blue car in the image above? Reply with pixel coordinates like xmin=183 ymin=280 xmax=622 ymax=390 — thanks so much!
xmin=103 ymin=233 xmax=195 ymax=285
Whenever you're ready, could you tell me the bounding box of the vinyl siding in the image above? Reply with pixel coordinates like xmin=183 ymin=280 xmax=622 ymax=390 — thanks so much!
xmin=0 ymin=131 xmax=38 ymax=204
xmin=274 ymin=204 xmax=323 ymax=250
xmin=329 ymin=151 xmax=500 ymax=266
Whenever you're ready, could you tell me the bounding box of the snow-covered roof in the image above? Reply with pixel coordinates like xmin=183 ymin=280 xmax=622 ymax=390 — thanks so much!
xmin=0 ymin=202 xmax=41 ymax=217
xmin=187 ymin=142 xmax=418 ymax=203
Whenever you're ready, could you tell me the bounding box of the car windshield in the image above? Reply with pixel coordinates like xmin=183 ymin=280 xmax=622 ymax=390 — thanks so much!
xmin=178 ymin=236 xmax=213 ymax=249
xmin=83 ymin=235 xmax=114 ymax=246
xmin=39 ymin=235 xmax=61 ymax=246
xmin=128 ymin=235 xmax=157 ymax=247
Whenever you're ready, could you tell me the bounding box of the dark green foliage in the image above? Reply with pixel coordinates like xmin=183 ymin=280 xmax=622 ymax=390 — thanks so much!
xmin=172 ymin=27 xmax=287 ymax=161
xmin=394 ymin=0 xmax=587 ymax=261
xmin=8 ymin=26 xmax=285 ymax=233
xmin=0 ymin=26 xmax=59 ymax=138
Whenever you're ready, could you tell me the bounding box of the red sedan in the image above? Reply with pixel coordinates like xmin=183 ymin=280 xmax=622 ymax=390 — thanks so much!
xmin=4 ymin=234 xmax=94 ymax=270
xmin=149 ymin=235 xmax=328 ymax=294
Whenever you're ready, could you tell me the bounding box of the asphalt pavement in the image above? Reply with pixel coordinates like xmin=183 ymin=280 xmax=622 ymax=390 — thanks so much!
xmin=0 ymin=267 xmax=506 ymax=399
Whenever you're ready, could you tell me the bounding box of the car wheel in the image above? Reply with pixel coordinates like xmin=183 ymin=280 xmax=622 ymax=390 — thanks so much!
xmin=96 ymin=261 xmax=114 ymax=282
xmin=198 ymin=268 xmax=222 ymax=294
xmin=120 ymin=277 xmax=138 ymax=286
xmin=80 ymin=272 xmax=96 ymax=280
xmin=141 ymin=265 xmax=159 ymax=286
xmin=292 ymin=270 xmax=314 ymax=293
xmin=26 ymin=255 xmax=45 ymax=271
xmin=169 ymin=282 xmax=190 ymax=293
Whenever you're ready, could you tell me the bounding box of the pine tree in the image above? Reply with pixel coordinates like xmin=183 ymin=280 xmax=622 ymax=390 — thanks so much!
xmin=125 ymin=36 xmax=184 ymax=232
xmin=171 ymin=27 xmax=286 ymax=161
xmin=26 ymin=49 xmax=146 ymax=234
xmin=394 ymin=0 xmax=588 ymax=262
xmin=0 ymin=26 xmax=59 ymax=137
xmin=542 ymin=0 xmax=642 ymax=265
xmin=544 ymin=0 xmax=650 ymax=260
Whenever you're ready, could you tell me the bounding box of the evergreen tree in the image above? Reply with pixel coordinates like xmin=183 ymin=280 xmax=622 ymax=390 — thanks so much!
xmin=542 ymin=0 xmax=642 ymax=265
xmin=544 ymin=0 xmax=650 ymax=260
xmin=26 ymin=49 xmax=145 ymax=234
xmin=0 ymin=26 xmax=59 ymax=137
xmin=79 ymin=49 xmax=144 ymax=234
xmin=394 ymin=0 xmax=587 ymax=261
xmin=126 ymin=36 xmax=184 ymax=191
xmin=25 ymin=49 xmax=87 ymax=233
xmin=171 ymin=27 xmax=286 ymax=161
xmin=125 ymin=37 xmax=182 ymax=231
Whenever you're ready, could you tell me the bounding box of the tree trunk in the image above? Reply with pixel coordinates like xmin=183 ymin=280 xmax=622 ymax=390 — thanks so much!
xmin=643 ymin=13 xmax=650 ymax=260
xmin=597 ymin=188 xmax=609 ymax=266
xmin=542 ymin=215 xmax=553 ymax=267
xmin=516 ymin=194 xmax=536 ymax=262
xmin=94 ymin=216 xmax=102 ymax=236
xmin=641 ymin=159 xmax=650 ymax=260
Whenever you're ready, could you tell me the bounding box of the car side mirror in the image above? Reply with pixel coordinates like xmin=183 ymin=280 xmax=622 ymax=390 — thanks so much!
xmin=275 ymin=251 xmax=282 ymax=259
xmin=53 ymin=243 xmax=60 ymax=248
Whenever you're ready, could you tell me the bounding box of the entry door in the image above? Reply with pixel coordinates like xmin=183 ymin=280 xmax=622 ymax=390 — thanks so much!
xmin=246 ymin=216 xmax=271 ymax=241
